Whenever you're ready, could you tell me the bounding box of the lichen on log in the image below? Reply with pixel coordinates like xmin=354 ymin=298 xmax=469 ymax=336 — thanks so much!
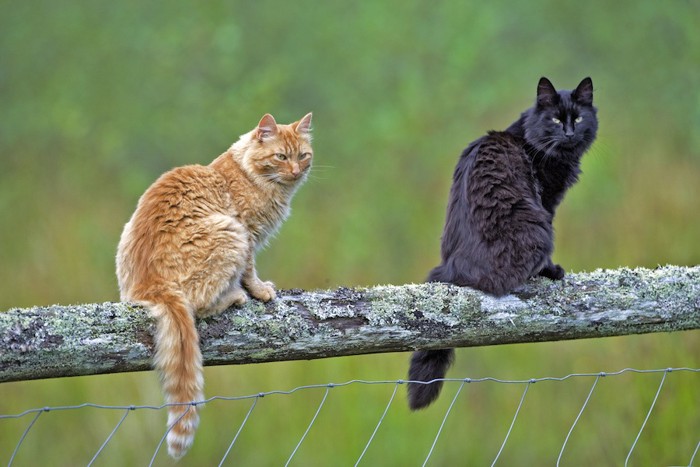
xmin=1 ymin=266 xmax=698 ymax=383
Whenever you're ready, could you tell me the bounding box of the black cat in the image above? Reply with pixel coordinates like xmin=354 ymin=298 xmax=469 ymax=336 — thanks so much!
xmin=408 ymin=77 xmax=598 ymax=410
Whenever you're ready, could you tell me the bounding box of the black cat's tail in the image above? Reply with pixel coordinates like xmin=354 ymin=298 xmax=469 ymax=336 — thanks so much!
xmin=407 ymin=349 xmax=455 ymax=410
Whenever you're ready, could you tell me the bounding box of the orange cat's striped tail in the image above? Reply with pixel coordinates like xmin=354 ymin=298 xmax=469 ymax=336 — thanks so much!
xmin=150 ymin=292 xmax=203 ymax=459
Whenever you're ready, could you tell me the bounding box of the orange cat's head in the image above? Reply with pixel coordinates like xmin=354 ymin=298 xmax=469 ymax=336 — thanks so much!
xmin=238 ymin=113 xmax=313 ymax=186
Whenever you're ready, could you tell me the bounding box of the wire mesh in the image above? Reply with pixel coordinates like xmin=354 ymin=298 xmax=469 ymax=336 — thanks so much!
xmin=1 ymin=367 xmax=698 ymax=465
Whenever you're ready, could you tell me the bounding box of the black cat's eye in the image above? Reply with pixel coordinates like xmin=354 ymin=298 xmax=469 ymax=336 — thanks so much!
xmin=552 ymin=118 xmax=562 ymax=124
xmin=574 ymin=116 xmax=583 ymax=123
xmin=274 ymin=153 xmax=288 ymax=161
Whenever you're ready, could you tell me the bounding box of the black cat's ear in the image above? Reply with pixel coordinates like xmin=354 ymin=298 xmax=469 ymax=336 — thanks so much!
xmin=536 ymin=77 xmax=558 ymax=107
xmin=572 ymin=77 xmax=594 ymax=106
xmin=255 ymin=113 xmax=278 ymax=141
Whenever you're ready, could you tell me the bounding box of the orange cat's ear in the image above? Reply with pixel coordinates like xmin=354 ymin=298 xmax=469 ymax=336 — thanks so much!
xmin=294 ymin=112 xmax=313 ymax=135
xmin=255 ymin=114 xmax=278 ymax=141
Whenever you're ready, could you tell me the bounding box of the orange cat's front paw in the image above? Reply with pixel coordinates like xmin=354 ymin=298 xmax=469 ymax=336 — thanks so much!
xmin=247 ymin=280 xmax=276 ymax=302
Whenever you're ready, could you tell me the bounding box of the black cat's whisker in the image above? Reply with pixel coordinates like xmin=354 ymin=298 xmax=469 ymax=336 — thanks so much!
xmin=530 ymin=140 xmax=558 ymax=168
xmin=538 ymin=137 xmax=560 ymax=153
xmin=586 ymin=143 xmax=615 ymax=170
xmin=530 ymin=137 xmax=555 ymax=150
xmin=543 ymin=141 xmax=560 ymax=159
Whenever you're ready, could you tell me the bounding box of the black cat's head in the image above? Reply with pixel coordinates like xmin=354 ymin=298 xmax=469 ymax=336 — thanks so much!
xmin=523 ymin=77 xmax=598 ymax=155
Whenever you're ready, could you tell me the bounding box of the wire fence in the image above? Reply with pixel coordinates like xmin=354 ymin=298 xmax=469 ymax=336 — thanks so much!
xmin=2 ymin=367 xmax=699 ymax=466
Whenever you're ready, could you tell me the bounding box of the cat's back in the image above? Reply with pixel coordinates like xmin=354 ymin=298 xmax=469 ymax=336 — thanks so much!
xmin=459 ymin=131 xmax=537 ymax=205
xmin=116 ymin=163 xmax=234 ymax=294
xmin=467 ymin=131 xmax=529 ymax=178
xmin=136 ymin=164 xmax=231 ymax=218
xmin=124 ymin=163 xmax=234 ymax=250
xmin=440 ymin=130 xmax=537 ymax=256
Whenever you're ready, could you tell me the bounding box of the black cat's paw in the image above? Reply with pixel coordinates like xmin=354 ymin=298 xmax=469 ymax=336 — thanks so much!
xmin=539 ymin=263 xmax=565 ymax=280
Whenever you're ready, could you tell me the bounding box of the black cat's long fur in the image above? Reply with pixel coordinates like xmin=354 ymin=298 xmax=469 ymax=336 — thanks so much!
xmin=407 ymin=77 xmax=598 ymax=410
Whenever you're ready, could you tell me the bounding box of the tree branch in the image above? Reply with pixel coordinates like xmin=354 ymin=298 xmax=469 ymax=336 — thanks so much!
xmin=1 ymin=266 xmax=698 ymax=383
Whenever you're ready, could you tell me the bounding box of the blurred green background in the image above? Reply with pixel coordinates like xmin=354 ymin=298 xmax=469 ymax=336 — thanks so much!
xmin=1 ymin=1 xmax=699 ymax=465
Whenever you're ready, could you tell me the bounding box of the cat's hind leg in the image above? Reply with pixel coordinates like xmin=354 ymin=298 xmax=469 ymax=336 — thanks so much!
xmin=199 ymin=278 xmax=248 ymax=318
xmin=182 ymin=214 xmax=251 ymax=317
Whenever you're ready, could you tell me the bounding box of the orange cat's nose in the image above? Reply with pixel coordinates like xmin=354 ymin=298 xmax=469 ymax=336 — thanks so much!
xmin=291 ymin=164 xmax=301 ymax=177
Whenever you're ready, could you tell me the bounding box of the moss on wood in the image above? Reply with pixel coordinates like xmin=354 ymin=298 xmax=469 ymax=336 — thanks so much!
xmin=1 ymin=266 xmax=698 ymax=383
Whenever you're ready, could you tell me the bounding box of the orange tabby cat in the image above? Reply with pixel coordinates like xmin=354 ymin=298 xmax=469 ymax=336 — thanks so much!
xmin=116 ymin=112 xmax=313 ymax=458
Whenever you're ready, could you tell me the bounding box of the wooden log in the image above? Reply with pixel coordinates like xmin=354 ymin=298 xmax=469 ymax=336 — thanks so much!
xmin=1 ymin=266 xmax=698 ymax=383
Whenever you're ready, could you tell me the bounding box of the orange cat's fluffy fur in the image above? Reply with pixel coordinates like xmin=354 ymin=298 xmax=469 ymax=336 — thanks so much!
xmin=116 ymin=113 xmax=312 ymax=458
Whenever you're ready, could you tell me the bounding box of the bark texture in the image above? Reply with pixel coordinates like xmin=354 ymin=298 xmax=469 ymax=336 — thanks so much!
xmin=1 ymin=266 xmax=698 ymax=383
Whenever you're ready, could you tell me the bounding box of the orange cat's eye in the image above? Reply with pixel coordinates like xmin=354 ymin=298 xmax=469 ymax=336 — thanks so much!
xmin=299 ymin=153 xmax=311 ymax=161
xmin=274 ymin=153 xmax=288 ymax=161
